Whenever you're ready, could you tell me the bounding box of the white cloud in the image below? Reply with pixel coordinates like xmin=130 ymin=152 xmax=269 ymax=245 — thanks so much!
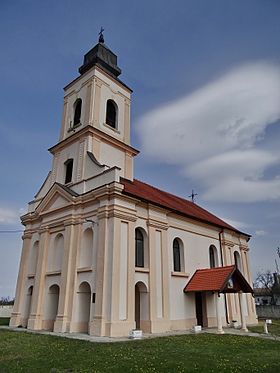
xmin=220 ymin=217 xmax=248 ymax=230
xmin=138 ymin=61 xmax=280 ymax=202
xmin=255 ymin=230 xmax=267 ymax=236
xmin=0 ymin=208 xmax=20 ymax=224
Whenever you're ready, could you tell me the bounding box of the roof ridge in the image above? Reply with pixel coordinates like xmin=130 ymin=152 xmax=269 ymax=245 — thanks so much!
xmin=196 ymin=265 xmax=235 ymax=272
xmin=133 ymin=178 xmax=192 ymax=203
xmin=133 ymin=178 xmax=237 ymax=230
xmin=121 ymin=178 xmax=250 ymax=237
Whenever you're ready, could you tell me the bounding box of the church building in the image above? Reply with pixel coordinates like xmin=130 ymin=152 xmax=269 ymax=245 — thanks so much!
xmin=10 ymin=34 xmax=258 ymax=337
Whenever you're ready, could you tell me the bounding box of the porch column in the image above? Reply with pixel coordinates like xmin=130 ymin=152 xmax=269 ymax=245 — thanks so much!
xmin=238 ymin=292 xmax=248 ymax=332
xmin=216 ymin=293 xmax=224 ymax=334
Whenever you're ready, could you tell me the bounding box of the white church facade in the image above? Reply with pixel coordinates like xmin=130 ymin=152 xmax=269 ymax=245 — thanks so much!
xmin=10 ymin=35 xmax=258 ymax=337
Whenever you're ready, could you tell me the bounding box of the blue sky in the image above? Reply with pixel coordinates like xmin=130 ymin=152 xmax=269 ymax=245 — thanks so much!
xmin=0 ymin=0 xmax=280 ymax=297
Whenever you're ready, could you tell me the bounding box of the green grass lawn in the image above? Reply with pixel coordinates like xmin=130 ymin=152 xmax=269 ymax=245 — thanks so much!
xmin=0 ymin=317 xmax=10 ymax=326
xmin=248 ymin=319 xmax=280 ymax=337
xmin=0 ymin=330 xmax=280 ymax=372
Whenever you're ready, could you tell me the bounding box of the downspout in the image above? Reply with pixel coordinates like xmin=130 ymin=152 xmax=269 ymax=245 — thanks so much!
xmin=219 ymin=229 xmax=230 ymax=324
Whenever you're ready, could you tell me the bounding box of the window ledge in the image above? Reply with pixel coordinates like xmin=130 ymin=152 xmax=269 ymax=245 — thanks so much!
xmin=68 ymin=122 xmax=82 ymax=132
xmin=171 ymin=271 xmax=190 ymax=278
xmin=135 ymin=267 xmax=149 ymax=273
xmin=27 ymin=273 xmax=35 ymax=279
xmin=103 ymin=122 xmax=120 ymax=134
xmin=46 ymin=270 xmax=61 ymax=276
xmin=77 ymin=266 xmax=92 ymax=273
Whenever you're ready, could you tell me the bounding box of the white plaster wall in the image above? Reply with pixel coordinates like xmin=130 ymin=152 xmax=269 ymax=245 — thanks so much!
xmin=99 ymin=142 xmax=125 ymax=175
xmin=170 ymin=277 xmax=193 ymax=320
xmin=168 ymin=228 xmax=221 ymax=276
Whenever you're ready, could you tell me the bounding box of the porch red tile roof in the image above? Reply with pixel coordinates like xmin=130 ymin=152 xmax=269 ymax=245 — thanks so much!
xmin=184 ymin=265 xmax=235 ymax=293
xmin=121 ymin=178 xmax=248 ymax=235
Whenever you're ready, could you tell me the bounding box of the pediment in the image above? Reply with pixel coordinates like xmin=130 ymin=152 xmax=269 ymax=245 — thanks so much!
xmin=35 ymin=184 xmax=76 ymax=214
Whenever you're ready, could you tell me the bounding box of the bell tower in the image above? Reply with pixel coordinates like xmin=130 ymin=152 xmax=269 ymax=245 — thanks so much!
xmin=48 ymin=31 xmax=138 ymax=190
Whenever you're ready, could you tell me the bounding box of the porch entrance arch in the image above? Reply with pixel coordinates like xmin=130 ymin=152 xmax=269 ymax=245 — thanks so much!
xmin=44 ymin=284 xmax=59 ymax=331
xmin=76 ymin=281 xmax=91 ymax=333
xmin=23 ymin=285 xmax=33 ymax=327
xmin=135 ymin=281 xmax=150 ymax=331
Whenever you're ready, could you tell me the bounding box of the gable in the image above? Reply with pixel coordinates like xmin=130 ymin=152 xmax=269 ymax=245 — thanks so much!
xmin=35 ymin=183 xmax=76 ymax=214
xmin=43 ymin=194 xmax=71 ymax=212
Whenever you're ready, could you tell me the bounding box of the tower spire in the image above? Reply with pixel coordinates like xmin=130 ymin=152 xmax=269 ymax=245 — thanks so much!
xmin=98 ymin=27 xmax=105 ymax=43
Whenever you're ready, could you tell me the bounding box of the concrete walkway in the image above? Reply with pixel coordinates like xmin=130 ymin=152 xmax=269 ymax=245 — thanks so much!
xmin=1 ymin=325 xmax=280 ymax=343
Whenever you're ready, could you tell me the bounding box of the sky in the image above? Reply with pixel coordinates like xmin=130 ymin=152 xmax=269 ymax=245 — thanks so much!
xmin=0 ymin=0 xmax=280 ymax=297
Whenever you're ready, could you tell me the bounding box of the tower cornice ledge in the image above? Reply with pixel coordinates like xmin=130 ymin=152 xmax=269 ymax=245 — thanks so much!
xmin=48 ymin=125 xmax=139 ymax=156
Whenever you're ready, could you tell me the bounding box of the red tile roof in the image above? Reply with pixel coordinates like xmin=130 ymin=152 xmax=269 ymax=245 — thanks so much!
xmin=121 ymin=178 xmax=248 ymax=235
xmin=184 ymin=266 xmax=235 ymax=293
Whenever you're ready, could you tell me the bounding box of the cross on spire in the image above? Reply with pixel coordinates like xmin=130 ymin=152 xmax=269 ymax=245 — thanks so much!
xmin=98 ymin=27 xmax=105 ymax=43
xmin=188 ymin=189 xmax=198 ymax=203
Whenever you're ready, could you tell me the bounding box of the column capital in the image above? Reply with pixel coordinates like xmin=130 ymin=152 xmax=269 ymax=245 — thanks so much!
xmin=38 ymin=226 xmax=50 ymax=234
xmin=221 ymin=239 xmax=235 ymax=248
xmin=147 ymin=219 xmax=169 ymax=231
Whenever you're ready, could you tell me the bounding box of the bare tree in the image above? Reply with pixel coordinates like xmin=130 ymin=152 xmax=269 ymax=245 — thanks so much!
xmin=254 ymin=270 xmax=276 ymax=305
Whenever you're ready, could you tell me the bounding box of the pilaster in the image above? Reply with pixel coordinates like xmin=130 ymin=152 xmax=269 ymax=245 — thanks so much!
xmin=90 ymin=207 xmax=109 ymax=336
xmin=127 ymin=220 xmax=136 ymax=323
xmin=92 ymin=78 xmax=102 ymax=128
xmin=28 ymin=228 xmax=50 ymax=330
xmin=9 ymin=232 xmax=32 ymax=327
xmin=148 ymin=220 xmax=170 ymax=333
xmin=53 ymin=220 xmax=79 ymax=332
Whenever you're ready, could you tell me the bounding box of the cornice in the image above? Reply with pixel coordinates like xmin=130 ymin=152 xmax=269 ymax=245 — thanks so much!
xmin=221 ymin=239 xmax=235 ymax=248
xmin=147 ymin=218 xmax=169 ymax=231
xmin=240 ymin=244 xmax=249 ymax=252
xmin=48 ymin=125 xmax=139 ymax=157
xmin=63 ymin=65 xmax=133 ymax=94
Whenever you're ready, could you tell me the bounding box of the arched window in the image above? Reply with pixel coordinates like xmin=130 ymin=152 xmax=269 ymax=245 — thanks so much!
xmin=135 ymin=228 xmax=144 ymax=267
xmin=173 ymin=239 xmax=181 ymax=272
xmin=48 ymin=233 xmax=64 ymax=272
xmin=209 ymin=245 xmax=217 ymax=268
xmin=234 ymin=251 xmax=242 ymax=271
xmin=64 ymin=159 xmax=73 ymax=184
xmin=79 ymin=228 xmax=93 ymax=268
xmin=105 ymin=100 xmax=117 ymax=129
xmin=73 ymin=99 xmax=82 ymax=126
xmin=28 ymin=241 xmax=39 ymax=274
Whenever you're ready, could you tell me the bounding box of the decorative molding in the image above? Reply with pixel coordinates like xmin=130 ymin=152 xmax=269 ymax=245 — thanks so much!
xmin=221 ymin=239 xmax=235 ymax=248
xmin=48 ymin=125 xmax=139 ymax=157
xmin=135 ymin=267 xmax=149 ymax=273
xmin=45 ymin=270 xmax=61 ymax=276
xmin=240 ymin=244 xmax=249 ymax=252
xmin=171 ymin=272 xmax=190 ymax=278
xmin=22 ymin=232 xmax=33 ymax=239
xmin=107 ymin=209 xmax=137 ymax=222
xmin=77 ymin=140 xmax=85 ymax=181
xmin=77 ymin=266 xmax=92 ymax=273
xmin=38 ymin=227 xmax=49 ymax=234
xmin=147 ymin=219 xmax=169 ymax=231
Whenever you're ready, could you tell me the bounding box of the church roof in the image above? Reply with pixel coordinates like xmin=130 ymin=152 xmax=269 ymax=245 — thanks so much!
xmin=184 ymin=265 xmax=253 ymax=293
xmin=121 ymin=178 xmax=249 ymax=237
xmin=79 ymin=41 xmax=121 ymax=78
